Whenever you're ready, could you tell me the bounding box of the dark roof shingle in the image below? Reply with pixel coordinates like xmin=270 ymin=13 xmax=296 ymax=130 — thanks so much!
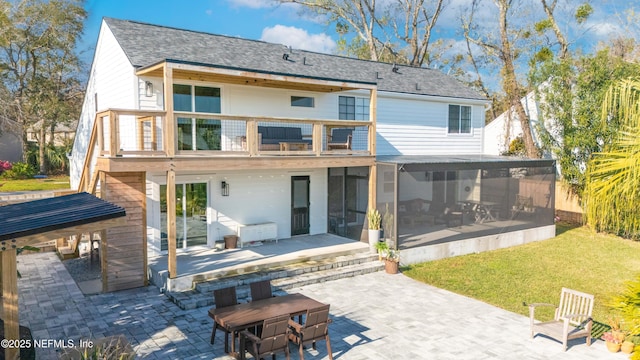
xmin=104 ymin=18 xmax=487 ymax=101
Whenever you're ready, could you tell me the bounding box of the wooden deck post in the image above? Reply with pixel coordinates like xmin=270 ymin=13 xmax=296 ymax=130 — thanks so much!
xmin=368 ymin=88 xmax=378 ymax=220
xmin=163 ymin=63 xmax=176 ymax=157
xmin=167 ymin=169 xmax=177 ymax=278
xmin=247 ymin=119 xmax=258 ymax=156
xmin=109 ymin=111 xmax=118 ymax=156
xmin=369 ymin=88 xmax=377 ymax=156
xmin=99 ymin=229 xmax=108 ymax=293
xmin=312 ymin=123 xmax=322 ymax=155
xmin=2 ymin=249 xmax=19 ymax=360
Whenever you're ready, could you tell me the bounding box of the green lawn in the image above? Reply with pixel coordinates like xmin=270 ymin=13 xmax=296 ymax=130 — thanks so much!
xmin=0 ymin=176 xmax=71 ymax=192
xmin=402 ymin=223 xmax=640 ymax=328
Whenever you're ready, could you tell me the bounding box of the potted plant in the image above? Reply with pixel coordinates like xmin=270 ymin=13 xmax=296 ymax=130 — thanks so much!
xmin=621 ymin=335 xmax=636 ymax=354
xmin=602 ymin=331 xmax=623 ymax=353
xmin=382 ymin=249 xmax=400 ymax=274
xmin=374 ymin=241 xmax=389 ymax=261
xmin=367 ymin=208 xmax=381 ymax=254
xmin=603 ymin=317 xmax=625 ymax=353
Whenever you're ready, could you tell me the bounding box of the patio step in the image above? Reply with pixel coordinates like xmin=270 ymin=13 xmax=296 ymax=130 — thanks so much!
xmin=165 ymin=252 xmax=384 ymax=310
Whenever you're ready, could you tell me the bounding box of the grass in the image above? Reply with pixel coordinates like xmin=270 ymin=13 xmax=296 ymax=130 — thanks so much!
xmin=402 ymin=222 xmax=640 ymax=327
xmin=0 ymin=175 xmax=71 ymax=192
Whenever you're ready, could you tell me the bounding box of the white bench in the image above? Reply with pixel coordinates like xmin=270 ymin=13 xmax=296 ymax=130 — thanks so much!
xmin=237 ymin=222 xmax=278 ymax=248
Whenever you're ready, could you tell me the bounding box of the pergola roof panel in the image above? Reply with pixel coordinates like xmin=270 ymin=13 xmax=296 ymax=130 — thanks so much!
xmin=0 ymin=192 xmax=126 ymax=241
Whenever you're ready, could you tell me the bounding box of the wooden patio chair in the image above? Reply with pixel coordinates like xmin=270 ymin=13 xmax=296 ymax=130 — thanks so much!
xmin=210 ymin=286 xmax=239 ymax=352
xmin=250 ymin=279 xmax=274 ymax=301
xmin=288 ymin=304 xmax=333 ymax=360
xmin=528 ymin=287 xmax=594 ymax=351
xmin=327 ymin=128 xmax=352 ymax=150
xmin=239 ymin=314 xmax=291 ymax=360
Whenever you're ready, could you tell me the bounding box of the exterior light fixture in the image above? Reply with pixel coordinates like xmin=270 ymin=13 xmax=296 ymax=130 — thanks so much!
xmin=221 ymin=181 xmax=229 ymax=196
xmin=145 ymin=81 xmax=153 ymax=97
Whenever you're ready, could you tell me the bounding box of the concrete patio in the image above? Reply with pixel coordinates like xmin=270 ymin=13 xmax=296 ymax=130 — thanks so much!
xmin=16 ymin=252 xmax=626 ymax=360
xmin=148 ymin=234 xmax=369 ymax=292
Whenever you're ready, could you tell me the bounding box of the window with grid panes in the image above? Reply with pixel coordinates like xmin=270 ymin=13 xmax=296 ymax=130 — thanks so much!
xmin=448 ymin=104 xmax=471 ymax=134
xmin=339 ymin=96 xmax=369 ymax=120
xmin=173 ymin=84 xmax=222 ymax=150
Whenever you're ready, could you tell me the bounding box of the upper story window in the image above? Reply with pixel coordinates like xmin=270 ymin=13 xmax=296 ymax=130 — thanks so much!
xmin=173 ymin=84 xmax=222 ymax=151
xmin=173 ymin=84 xmax=221 ymax=113
xmin=291 ymin=96 xmax=314 ymax=107
xmin=339 ymin=96 xmax=369 ymax=120
xmin=448 ymin=104 xmax=471 ymax=134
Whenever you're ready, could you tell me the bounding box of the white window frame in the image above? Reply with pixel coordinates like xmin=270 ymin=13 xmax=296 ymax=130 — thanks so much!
xmin=447 ymin=104 xmax=472 ymax=134
xmin=338 ymin=96 xmax=369 ymax=120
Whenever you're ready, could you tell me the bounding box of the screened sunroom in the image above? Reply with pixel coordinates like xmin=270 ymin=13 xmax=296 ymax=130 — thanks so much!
xmin=375 ymin=155 xmax=556 ymax=255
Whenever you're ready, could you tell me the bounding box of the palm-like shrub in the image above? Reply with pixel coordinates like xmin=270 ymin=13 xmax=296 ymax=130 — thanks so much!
xmin=608 ymin=274 xmax=640 ymax=337
xmin=584 ymin=78 xmax=640 ymax=239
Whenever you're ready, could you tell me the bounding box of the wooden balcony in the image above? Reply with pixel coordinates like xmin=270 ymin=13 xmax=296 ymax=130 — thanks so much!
xmin=80 ymin=109 xmax=375 ymax=191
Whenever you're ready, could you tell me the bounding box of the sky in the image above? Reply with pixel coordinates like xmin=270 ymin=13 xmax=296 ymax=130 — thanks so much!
xmin=80 ymin=0 xmax=337 ymax=59
xmin=79 ymin=0 xmax=639 ymax=82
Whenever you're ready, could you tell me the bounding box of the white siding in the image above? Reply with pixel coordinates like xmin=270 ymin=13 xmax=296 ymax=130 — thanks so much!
xmin=483 ymin=90 xmax=555 ymax=156
xmin=376 ymin=94 xmax=485 ymax=156
xmin=146 ymin=169 xmax=327 ymax=256
xmin=106 ymin=77 xmax=488 ymax=158
xmin=226 ymin=86 xmax=336 ymax=118
xmin=70 ymin=21 xmax=137 ymax=189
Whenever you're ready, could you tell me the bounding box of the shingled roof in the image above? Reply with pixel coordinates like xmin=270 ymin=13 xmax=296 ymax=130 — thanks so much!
xmin=104 ymin=18 xmax=487 ymax=101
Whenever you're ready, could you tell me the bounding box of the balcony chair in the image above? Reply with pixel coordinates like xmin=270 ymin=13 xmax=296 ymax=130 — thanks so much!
xmin=527 ymin=287 xmax=594 ymax=351
xmin=211 ymin=286 xmax=239 ymax=352
xmin=288 ymin=304 xmax=333 ymax=360
xmin=239 ymin=314 xmax=291 ymax=360
xmin=327 ymin=128 xmax=352 ymax=150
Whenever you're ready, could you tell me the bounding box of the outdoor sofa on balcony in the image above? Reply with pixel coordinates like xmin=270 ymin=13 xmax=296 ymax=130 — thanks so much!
xmin=258 ymin=126 xmax=311 ymax=151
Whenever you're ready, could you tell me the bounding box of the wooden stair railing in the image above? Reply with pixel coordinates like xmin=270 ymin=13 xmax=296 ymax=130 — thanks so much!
xmin=77 ymin=111 xmax=109 ymax=193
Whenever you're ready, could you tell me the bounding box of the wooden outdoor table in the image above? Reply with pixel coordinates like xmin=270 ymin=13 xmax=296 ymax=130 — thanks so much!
xmin=279 ymin=142 xmax=308 ymax=151
xmin=208 ymin=293 xmax=325 ymax=356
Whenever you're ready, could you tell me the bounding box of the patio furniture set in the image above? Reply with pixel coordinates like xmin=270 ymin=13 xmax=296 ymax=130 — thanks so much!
xmin=398 ymin=198 xmax=486 ymax=227
xmin=242 ymin=126 xmax=353 ymax=152
xmin=209 ymin=279 xmax=333 ymax=360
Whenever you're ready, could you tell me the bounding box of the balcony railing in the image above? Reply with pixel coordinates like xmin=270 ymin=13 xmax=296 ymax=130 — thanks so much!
xmin=95 ymin=109 xmax=372 ymax=158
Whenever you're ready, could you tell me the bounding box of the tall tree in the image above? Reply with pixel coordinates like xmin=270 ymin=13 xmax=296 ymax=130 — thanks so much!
xmin=284 ymin=0 xmax=384 ymax=61
xmin=531 ymin=48 xmax=640 ymax=195
xmin=390 ymin=0 xmax=445 ymax=67
xmin=584 ymin=78 xmax=640 ymax=239
xmin=527 ymin=1 xmax=593 ymax=193
xmin=0 ymin=0 xmax=86 ymax=173
xmin=282 ymin=0 xmax=448 ymax=67
xmin=463 ymin=0 xmax=539 ymax=158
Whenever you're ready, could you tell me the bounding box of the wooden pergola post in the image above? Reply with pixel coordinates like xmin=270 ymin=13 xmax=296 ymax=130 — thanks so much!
xmin=1 ymin=249 xmax=18 ymax=360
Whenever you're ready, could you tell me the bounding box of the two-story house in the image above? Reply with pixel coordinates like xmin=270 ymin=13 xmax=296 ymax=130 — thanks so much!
xmin=70 ymin=18 xmax=555 ymax=292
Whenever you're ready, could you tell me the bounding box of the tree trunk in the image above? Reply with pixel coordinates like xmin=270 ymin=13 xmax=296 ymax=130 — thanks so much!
xmin=39 ymin=125 xmax=45 ymax=174
xmin=497 ymin=0 xmax=539 ymax=158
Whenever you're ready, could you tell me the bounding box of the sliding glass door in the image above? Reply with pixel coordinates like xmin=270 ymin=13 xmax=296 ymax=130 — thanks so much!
xmin=161 ymin=182 xmax=208 ymax=251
